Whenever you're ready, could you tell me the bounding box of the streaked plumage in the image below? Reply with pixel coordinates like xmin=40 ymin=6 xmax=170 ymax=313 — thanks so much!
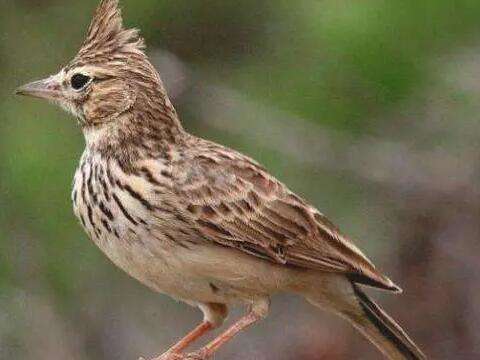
xmin=16 ymin=1 xmax=425 ymax=359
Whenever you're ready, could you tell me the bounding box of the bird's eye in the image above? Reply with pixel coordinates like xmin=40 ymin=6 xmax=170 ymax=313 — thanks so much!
xmin=71 ymin=73 xmax=91 ymax=90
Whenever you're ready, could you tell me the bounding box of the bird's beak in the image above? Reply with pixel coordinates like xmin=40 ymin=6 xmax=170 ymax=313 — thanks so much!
xmin=15 ymin=76 xmax=62 ymax=101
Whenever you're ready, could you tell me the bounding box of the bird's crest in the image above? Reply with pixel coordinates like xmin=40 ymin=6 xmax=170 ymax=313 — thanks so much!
xmin=72 ymin=0 xmax=145 ymax=66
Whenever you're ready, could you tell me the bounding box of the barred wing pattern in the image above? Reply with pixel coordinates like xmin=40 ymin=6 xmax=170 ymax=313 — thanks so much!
xmin=177 ymin=143 xmax=399 ymax=292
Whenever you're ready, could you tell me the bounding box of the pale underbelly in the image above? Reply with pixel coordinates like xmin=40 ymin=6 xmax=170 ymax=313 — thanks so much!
xmin=92 ymin=230 xmax=295 ymax=306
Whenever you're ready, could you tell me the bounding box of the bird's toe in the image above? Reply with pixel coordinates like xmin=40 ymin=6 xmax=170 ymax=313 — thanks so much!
xmin=182 ymin=349 xmax=210 ymax=360
xmin=148 ymin=351 xmax=185 ymax=360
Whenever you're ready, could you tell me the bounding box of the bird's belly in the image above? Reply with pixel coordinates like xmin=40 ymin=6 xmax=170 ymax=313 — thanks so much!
xmin=72 ymin=190 xmax=286 ymax=304
xmin=82 ymin=214 xmax=295 ymax=305
xmin=111 ymin=231 xmax=295 ymax=302
xmin=93 ymin=231 xmax=291 ymax=306
xmin=72 ymin=204 xmax=210 ymax=302
xmin=95 ymin=230 xmax=210 ymax=301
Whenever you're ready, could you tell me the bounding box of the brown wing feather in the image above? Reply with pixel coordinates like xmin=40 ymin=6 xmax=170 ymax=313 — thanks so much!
xmin=178 ymin=142 xmax=400 ymax=292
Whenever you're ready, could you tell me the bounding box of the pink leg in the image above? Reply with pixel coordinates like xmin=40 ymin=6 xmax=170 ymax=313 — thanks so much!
xmin=151 ymin=322 xmax=213 ymax=360
xmin=150 ymin=303 xmax=227 ymax=360
xmin=198 ymin=312 xmax=260 ymax=356
xmin=169 ymin=322 xmax=213 ymax=353
xmin=190 ymin=298 xmax=270 ymax=359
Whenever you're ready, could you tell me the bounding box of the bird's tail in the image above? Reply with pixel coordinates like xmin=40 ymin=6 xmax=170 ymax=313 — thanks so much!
xmin=344 ymin=284 xmax=426 ymax=360
xmin=301 ymin=275 xmax=425 ymax=360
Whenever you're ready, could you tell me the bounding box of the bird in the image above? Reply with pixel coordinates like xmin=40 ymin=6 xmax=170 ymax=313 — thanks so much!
xmin=15 ymin=1 xmax=425 ymax=359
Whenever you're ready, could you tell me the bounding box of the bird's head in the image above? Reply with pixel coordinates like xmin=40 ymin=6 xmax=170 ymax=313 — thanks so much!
xmin=16 ymin=0 xmax=177 ymax=138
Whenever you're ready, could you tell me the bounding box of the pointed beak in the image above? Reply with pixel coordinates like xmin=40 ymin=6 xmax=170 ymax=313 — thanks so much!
xmin=15 ymin=76 xmax=62 ymax=101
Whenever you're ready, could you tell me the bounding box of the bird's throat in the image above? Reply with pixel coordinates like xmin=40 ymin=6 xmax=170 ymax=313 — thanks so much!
xmin=83 ymin=108 xmax=186 ymax=161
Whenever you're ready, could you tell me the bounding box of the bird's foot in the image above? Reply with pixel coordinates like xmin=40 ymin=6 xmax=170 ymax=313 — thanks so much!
xmin=182 ymin=349 xmax=209 ymax=360
xmin=143 ymin=349 xmax=209 ymax=360
xmin=142 ymin=351 xmax=182 ymax=360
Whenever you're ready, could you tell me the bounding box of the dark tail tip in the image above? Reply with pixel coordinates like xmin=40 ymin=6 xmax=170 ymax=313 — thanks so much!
xmin=348 ymin=273 xmax=403 ymax=293
xmin=353 ymin=284 xmax=426 ymax=360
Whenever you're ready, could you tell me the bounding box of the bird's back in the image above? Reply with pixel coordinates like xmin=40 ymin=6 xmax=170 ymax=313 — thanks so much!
xmin=170 ymin=136 xmax=400 ymax=293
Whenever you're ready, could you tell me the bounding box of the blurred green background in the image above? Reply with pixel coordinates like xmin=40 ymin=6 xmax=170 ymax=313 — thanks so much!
xmin=1 ymin=0 xmax=480 ymax=359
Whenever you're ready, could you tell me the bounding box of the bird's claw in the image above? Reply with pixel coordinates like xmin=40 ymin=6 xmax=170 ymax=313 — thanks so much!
xmin=146 ymin=352 xmax=183 ymax=360
xmin=145 ymin=349 xmax=210 ymax=360
xmin=182 ymin=349 xmax=209 ymax=360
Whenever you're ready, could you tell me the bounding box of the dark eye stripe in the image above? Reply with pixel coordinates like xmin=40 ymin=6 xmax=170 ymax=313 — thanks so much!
xmin=71 ymin=73 xmax=91 ymax=90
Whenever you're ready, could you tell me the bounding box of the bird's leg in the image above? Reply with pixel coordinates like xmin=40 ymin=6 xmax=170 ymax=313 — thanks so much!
xmin=149 ymin=322 xmax=213 ymax=360
xmin=148 ymin=321 xmax=214 ymax=360
xmin=187 ymin=298 xmax=270 ymax=360
xmin=193 ymin=313 xmax=258 ymax=357
xmin=150 ymin=303 xmax=227 ymax=360
xmin=168 ymin=321 xmax=214 ymax=354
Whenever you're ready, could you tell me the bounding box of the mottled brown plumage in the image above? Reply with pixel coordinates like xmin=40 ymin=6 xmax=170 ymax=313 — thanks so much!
xmin=16 ymin=1 xmax=425 ymax=359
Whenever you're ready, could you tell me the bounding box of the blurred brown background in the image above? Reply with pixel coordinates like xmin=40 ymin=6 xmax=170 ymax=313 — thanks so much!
xmin=1 ymin=0 xmax=480 ymax=359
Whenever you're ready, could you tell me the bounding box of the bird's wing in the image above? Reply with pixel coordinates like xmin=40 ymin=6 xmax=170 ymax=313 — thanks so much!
xmin=175 ymin=144 xmax=399 ymax=292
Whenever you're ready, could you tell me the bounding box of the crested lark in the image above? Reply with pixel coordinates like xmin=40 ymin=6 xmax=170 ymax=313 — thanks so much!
xmin=16 ymin=1 xmax=425 ymax=359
